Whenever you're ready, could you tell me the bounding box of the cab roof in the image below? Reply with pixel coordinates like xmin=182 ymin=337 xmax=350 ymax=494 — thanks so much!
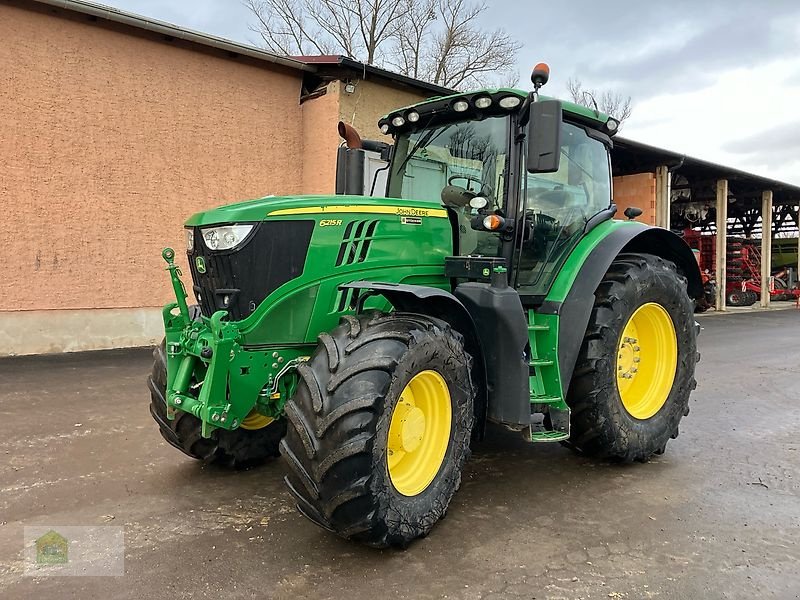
xmin=378 ymin=88 xmax=614 ymax=136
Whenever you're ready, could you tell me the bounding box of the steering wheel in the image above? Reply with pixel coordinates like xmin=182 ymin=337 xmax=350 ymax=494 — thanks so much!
xmin=448 ymin=174 xmax=482 ymax=193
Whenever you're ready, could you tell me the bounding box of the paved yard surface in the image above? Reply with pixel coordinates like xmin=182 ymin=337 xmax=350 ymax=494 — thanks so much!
xmin=1 ymin=310 xmax=798 ymax=599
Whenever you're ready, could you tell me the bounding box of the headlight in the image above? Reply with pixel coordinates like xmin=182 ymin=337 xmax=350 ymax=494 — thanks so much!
xmin=200 ymin=224 xmax=254 ymax=251
xmin=185 ymin=228 xmax=194 ymax=250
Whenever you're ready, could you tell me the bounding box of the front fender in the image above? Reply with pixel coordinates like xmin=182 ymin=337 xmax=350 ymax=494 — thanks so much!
xmin=340 ymin=281 xmax=488 ymax=438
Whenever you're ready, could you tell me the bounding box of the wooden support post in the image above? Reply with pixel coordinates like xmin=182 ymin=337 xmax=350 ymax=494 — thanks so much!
xmin=715 ymin=179 xmax=728 ymax=311
xmin=760 ymin=190 xmax=773 ymax=308
xmin=655 ymin=165 xmax=670 ymax=229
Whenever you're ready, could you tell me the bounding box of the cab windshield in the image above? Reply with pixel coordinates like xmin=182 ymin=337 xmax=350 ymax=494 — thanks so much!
xmin=387 ymin=117 xmax=511 ymax=255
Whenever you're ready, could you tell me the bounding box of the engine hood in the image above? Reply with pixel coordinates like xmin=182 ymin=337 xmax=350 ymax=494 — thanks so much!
xmin=184 ymin=195 xmax=447 ymax=227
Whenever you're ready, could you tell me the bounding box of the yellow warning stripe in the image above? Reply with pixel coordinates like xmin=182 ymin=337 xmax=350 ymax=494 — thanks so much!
xmin=268 ymin=205 xmax=448 ymax=218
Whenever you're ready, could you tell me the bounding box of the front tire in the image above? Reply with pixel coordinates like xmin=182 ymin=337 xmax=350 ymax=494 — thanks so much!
xmin=281 ymin=313 xmax=474 ymax=548
xmin=566 ymin=253 xmax=698 ymax=462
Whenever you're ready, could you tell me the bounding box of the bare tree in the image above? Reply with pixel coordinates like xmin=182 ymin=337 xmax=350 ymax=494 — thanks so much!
xmin=426 ymin=0 xmax=521 ymax=89
xmin=245 ymin=0 xmax=406 ymax=61
xmin=387 ymin=0 xmax=437 ymax=81
xmin=567 ymin=77 xmax=633 ymax=126
xmin=245 ymin=0 xmax=521 ymax=90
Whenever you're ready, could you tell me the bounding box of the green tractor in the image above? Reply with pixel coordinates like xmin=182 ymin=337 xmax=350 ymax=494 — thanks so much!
xmin=149 ymin=65 xmax=701 ymax=548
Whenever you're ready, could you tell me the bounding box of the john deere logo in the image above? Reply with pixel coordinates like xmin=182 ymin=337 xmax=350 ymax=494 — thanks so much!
xmin=195 ymin=256 xmax=206 ymax=274
xmin=35 ymin=530 xmax=68 ymax=565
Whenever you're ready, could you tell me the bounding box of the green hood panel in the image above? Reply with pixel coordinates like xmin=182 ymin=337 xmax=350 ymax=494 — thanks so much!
xmin=184 ymin=195 xmax=448 ymax=226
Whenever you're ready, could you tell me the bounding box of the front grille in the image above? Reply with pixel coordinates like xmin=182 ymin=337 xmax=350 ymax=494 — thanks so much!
xmin=188 ymin=220 xmax=315 ymax=320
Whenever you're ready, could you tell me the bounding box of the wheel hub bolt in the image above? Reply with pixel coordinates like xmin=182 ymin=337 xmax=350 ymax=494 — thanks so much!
xmin=211 ymin=413 xmax=220 ymax=422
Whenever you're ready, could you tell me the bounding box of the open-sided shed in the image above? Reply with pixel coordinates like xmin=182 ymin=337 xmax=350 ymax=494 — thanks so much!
xmin=612 ymin=137 xmax=800 ymax=310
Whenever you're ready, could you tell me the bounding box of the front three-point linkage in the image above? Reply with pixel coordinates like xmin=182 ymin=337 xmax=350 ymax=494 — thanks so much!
xmin=160 ymin=247 xmax=242 ymax=438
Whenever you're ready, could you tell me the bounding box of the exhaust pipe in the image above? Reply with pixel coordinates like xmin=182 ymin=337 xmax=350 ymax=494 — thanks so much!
xmin=336 ymin=121 xmax=365 ymax=195
xmin=335 ymin=121 xmax=392 ymax=196
xmin=338 ymin=121 xmax=363 ymax=149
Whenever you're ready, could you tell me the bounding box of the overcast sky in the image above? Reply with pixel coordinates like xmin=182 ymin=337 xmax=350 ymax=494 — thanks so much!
xmin=103 ymin=0 xmax=800 ymax=185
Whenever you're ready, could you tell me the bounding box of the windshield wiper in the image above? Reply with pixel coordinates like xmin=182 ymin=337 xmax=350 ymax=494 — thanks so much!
xmin=395 ymin=120 xmax=452 ymax=175
xmin=560 ymin=148 xmax=592 ymax=180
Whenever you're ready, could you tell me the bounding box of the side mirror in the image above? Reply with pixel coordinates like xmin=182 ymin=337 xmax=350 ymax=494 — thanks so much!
xmin=527 ymin=100 xmax=562 ymax=173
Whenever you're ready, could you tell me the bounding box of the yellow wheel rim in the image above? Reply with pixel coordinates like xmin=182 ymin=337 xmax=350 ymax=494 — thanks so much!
xmin=239 ymin=410 xmax=275 ymax=430
xmin=616 ymin=302 xmax=678 ymax=420
xmin=387 ymin=370 xmax=452 ymax=496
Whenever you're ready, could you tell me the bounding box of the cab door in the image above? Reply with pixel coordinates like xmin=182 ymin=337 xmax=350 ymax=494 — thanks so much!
xmin=514 ymin=121 xmax=613 ymax=297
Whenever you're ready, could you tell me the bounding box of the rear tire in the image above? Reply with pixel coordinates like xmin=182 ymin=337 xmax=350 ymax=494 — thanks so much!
xmin=566 ymin=253 xmax=698 ymax=462
xmin=147 ymin=306 xmax=286 ymax=467
xmin=280 ymin=313 xmax=474 ymax=548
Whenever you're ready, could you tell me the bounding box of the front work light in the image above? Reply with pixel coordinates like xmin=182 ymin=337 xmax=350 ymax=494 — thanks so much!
xmin=453 ymin=100 xmax=469 ymax=112
xmin=474 ymin=96 xmax=492 ymax=109
xmin=499 ymin=96 xmax=522 ymax=109
xmin=469 ymin=197 xmax=489 ymax=210
xmin=391 ymin=115 xmax=406 ymax=127
xmin=201 ymin=224 xmax=254 ymax=251
xmin=407 ymin=111 xmax=420 ymax=123
xmin=185 ymin=228 xmax=194 ymax=250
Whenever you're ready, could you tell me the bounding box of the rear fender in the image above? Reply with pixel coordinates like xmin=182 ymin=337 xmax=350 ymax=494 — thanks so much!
xmin=540 ymin=224 xmax=702 ymax=395
xmin=340 ymin=281 xmax=488 ymax=438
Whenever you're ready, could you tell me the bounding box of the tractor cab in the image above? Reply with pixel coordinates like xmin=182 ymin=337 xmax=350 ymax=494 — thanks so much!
xmin=376 ymin=65 xmax=620 ymax=302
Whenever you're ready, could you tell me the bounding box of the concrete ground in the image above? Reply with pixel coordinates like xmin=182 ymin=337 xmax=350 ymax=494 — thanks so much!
xmin=1 ymin=311 xmax=798 ymax=599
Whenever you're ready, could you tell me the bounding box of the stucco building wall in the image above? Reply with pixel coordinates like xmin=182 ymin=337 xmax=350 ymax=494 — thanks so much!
xmin=613 ymin=173 xmax=657 ymax=226
xmin=0 ymin=2 xmax=306 ymax=317
xmin=0 ymin=3 xmax=441 ymax=355
xmin=301 ymin=82 xmax=342 ymax=194
xmin=338 ymin=78 xmax=430 ymax=143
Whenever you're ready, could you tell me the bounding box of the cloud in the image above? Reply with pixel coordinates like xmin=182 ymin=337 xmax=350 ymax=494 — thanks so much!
xmin=104 ymin=0 xmax=253 ymax=44
xmin=503 ymin=0 xmax=800 ymax=102
xmin=725 ymin=122 xmax=800 ymax=154
xmin=581 ymin=4 xmax=800 ymax=97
